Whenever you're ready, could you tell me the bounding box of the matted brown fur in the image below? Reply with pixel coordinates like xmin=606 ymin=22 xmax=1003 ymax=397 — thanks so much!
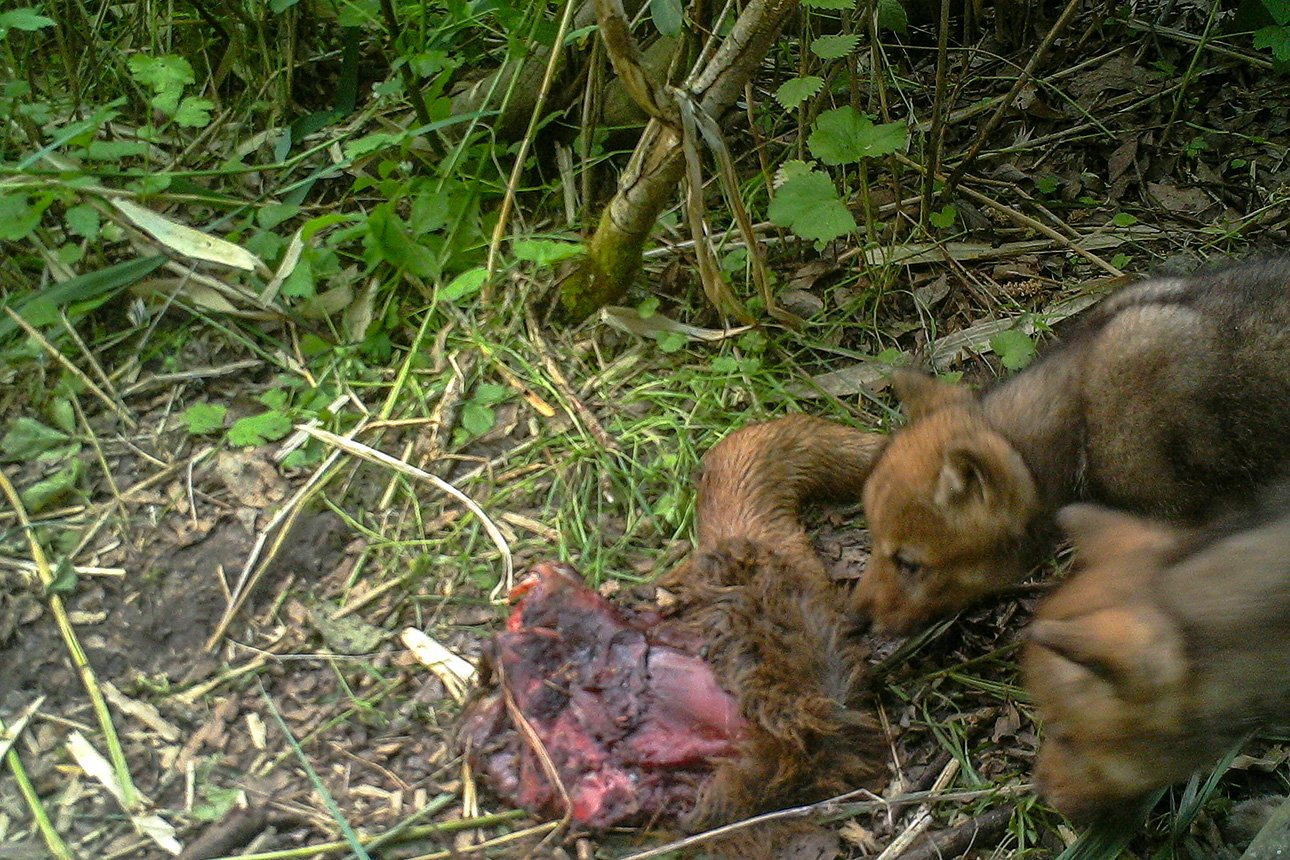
xmin=856 ymin=259 xmax=1290 ymax=632
xmin=1024 ymin=500 xmax=1290 ymax=820
xmin=658 ymin=414 xmax=889 ymax=824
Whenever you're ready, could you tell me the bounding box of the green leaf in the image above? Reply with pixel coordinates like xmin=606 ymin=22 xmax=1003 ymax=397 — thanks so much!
xmin=183 ymin=403 xmax=228 ymax=435
xmin=1035 ymin=175 xmax=1061 ymax=195
xmin=191 ymin=785 xmax=244 ymax=823
xmin=808 ymin=107 xmax=907 ymax=166
xmin=473 ymin=383 xmax=509 ymax=406
xmin=173 ymin=95 xmax=214 ymax=128
xmin=281 ymin=258 xmax=316 ymax=299
xmin=801 ymin=0 xmax=856 ymax=8
xmin=258 ymin=203 xmax=300 ymax=230
xmin=637 ymin=296 xmax=660 ymax=319
xmin=656 ymin=331 xmax=688 ymax=353
xmin=649 ymin=0 xmax=684 ymax=37
xmin=22 ymin=458 xmax=83 ymax=514
xmin=128 ymin=55 xmax=194 ymax=117
xmin=769 ymin=171 xmax=857 ymax=243
xmin=343 ymin=131 xmax=403 ymax=160
xmin=442 ymin=267 xmax=487 ymax=302
xmin=877 ymin=0 xmax=908 ymax=32
xmin=990 ymin=329 xmax=1037 ymax=371
xmin=1111 ymin=212 xmax=1138 ymax=227
xmin=0 ymin=9 xmax=56 ymax=33
xmin=47 ymin=557 xmax=78 ymax=595
xmin=259 ymin=389 xmax=289 ymax=410
xmin=460 ymin=401 xmax=496 ymax=437
xmin=1254 ymin=25 xmax=1290 ymax=60
xmin=810 ymin=34 xmax=861 ymax=60
xmin=0 ymin=190 xmax=46 ymax=241
xmin=83 ymin=139 xmax=150 ymax=160
xmin=1262 ymin=0 xmax=1290 ymax=25
xmin=365 ymin=205 xmax=437 ymax=279
xmin=1 ymin=418 xmax=70 ymax=461
xmin=774 ymin=76 xmax=823 ymax=110
xmin=228 ymin=411 xmax=294 ymax=446
xmin=65 ymin=204 xmax=100 ymax=240
xmin=1111 ymin=253 xmax=1131 ymax=269
xmin=48 ymin=399 xmax=75 ymax=435
xmin=929 ymin=204 xmax=957 ymax=229
xmin=512 ymin=238 xmax=584 ymax=268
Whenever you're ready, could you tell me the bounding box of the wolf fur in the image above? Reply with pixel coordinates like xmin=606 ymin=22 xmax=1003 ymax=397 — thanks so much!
xmin=856 ymin=259 xmax=1290 ymax=632
xmin=1024 ymin=496 xmax=1290 ymax=819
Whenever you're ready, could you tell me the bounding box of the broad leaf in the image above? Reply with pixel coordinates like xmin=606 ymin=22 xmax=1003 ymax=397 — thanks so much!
xmin=877 ymin=0 xmax=908 ymax=33
xmin=989 ymin=329 xmax=1037 ymax=370
xmin=808 ymin=107 xmax=908 ymax=166
xmin=649 ymin=0 xmax=684 ymax=37
xmin=0 ymin=8 xmax=55 ymax=33
xmin=769 ymin=171 xmax=857 ymax=243
xmin=228 ymin=411 xmax=294 ymax=446
xmin=810 ymin=34 xmax=860 ymax=60
xmin=774 ymin=76 xmax=823 ymax=110
xmin=183 ymin=403 xmax=228 ymax=435
xmin=1 ymin=418 xmax=70 ymax=461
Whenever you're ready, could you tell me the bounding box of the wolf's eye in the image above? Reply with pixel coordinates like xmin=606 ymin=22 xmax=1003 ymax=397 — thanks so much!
xmin=892 ymin=551 xmax=923 ymax=579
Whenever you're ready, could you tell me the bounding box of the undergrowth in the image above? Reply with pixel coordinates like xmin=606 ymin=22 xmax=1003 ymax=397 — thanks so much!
xmin=1 ymin=0 xmax=1289 ymax=858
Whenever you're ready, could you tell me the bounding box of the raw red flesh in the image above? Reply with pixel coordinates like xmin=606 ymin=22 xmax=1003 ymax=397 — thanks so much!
xmin=460 ymin=562 xmax=749 ymax=828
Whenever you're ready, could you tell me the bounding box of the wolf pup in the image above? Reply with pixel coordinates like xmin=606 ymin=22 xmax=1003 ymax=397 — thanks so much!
xmin=856 ymin=259 xmax=1290 ymax=632
xmin=1024 ymin=500 xmax=1290 ymax=820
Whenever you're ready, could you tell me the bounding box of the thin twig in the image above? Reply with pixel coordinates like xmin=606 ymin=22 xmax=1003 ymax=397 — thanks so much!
xmin=483 ymin=0 xmax=580 ymax=293
xmin=1 ymin=701 xmax=73 ymax=860
xmin=0 ymin=467 xmax=139 ymax=809
xmin=4 ymin=307 xmax=137 ymax=428
xmin=943 ymin=0 xmax=1084 ymax=197
xmin=298 ymin=425 xmax=514 ymax=596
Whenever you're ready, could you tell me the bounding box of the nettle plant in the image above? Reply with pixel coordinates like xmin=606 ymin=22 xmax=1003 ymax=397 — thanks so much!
xmin=766 ymin=0 xmax=911 ymax=245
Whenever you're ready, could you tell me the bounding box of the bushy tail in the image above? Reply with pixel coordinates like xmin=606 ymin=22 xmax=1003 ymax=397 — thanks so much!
xmin=659 ymin=415 xmax=888 ymax=825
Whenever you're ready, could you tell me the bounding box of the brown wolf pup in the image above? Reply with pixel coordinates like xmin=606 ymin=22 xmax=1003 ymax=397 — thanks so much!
xmin=1023 ymin=500 xmax=1290 ymax=820
xmin=855 ymin=260 xmax=1290 ymax=632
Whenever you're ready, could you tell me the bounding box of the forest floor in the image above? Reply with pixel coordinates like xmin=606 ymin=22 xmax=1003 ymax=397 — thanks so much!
xmin=3 ymin=2 xmax=1290 ymax=860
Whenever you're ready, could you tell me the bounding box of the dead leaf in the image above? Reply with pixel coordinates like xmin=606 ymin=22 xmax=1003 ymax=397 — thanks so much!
xmin=401 ymin=627 xmax=477 ymax=703
xmin=1146 ymin=182 xmax=1213 ymax=215
xmin=913 ymin=274 xmax=952 ymax=308
xmin=991 ymin=702 xmax=1022 ymax=743
xmin=1070 ymin=55 xmax=1156 ymax=99
xmin=343 ymin=280 xmax=376 ymax=344
xmin=839 ymin=820 xmax=879 ymax=852
xmin=780 ymin=289 xmax=824 ymax=317
xmin=307 ymin=604 xmax=386 ymax=654
xmin=785 ymin=259 xmax=839 ymax=291
xmin=113 ymin=199 xmax=265 ymax=274
xmin=599 ymin=305 xmax=753 ymax=341
xmin=215 ymin=450 xmax=288 ymax=509
xmin=260 ymin=228 xmax=305 ymax=303
xmin=1107 ymin=137 xmax=1138 ymax=183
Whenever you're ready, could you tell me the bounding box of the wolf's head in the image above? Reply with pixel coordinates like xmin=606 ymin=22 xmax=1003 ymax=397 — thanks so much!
xmin=1023 ymin=504 xmax=1191 ymax=820
xmin=856 ymin=370 xmax=1040 ymax=633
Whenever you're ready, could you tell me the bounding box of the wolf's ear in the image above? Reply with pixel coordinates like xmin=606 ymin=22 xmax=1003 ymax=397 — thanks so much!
xmin=1058 ymin=504 xmax=1179 ymax=565
xmin=891 ymin=369 xmax=974 ymax=422
xmin=934 ymin=434 xmax=1035 ymax=513
xmin=1027 ymin=609 xmax=1184 ymax=703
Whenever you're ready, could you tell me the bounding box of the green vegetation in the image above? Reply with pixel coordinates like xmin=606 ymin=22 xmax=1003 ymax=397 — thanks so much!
xmin=0 ymin=1 xmax=1287 ymax=858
